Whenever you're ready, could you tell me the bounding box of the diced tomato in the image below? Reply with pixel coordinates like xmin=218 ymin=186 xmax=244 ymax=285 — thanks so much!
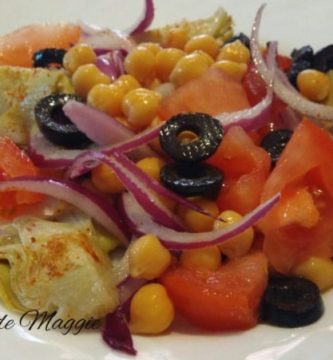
xmin=207 ymin=126 xmax=271 ymax=215
xmin=0 ymin=137 xmax=42 ymax=218
xmin=242 ymin=62 xmax=267 ymax=107
xmin=160 ymin=252 xmax=268 ymax=331
xmin=244 ymin=62 xmax=287 ymax=115
xmin=158 ymin=68 xmax=250 ymax=120
xmin=260 ymin=119 xmax=333 ymax=273
xmin=275 ymin=54 xmax=293 ymax=71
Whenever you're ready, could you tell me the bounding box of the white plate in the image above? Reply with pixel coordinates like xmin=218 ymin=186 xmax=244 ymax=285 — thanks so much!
xmin=0 ymin=0 xmax=333 ymax=359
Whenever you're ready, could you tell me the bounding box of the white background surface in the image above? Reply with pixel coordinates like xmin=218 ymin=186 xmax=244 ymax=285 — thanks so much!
xmin=0 ymin=0 xmax=333 ymax=359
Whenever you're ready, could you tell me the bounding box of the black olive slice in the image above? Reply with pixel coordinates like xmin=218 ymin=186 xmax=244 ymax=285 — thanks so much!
xmin=160 ymin=162 xmax=223 ymax=199
xmin=291 ymin=45 xmax=314 ymax=63
xmin=35 ymin=93 xmax=93 ymax=149
xmin=159 ymin=113 xmax=223 ymax=163
xmin=260 ymin=276 xmax=324 ymax=328
xmin=260 ymin=129 xmax=293 ymax=166
xmin=33 ymin=48 xmax=67 ymax=68
xmin=313 ymin=44 xmax=333 ymax=72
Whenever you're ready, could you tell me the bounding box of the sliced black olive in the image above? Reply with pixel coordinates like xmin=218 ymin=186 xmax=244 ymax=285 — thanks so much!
xmin=160 ymin=162 xmax=223 ymax=199
xmin=260 ymin=276 xmax=324 ymax=328
xmin=225 ymin=33 xmax=250 ymax=48
xmin=260 ymin=129 xmax=293 ymax=165
xmin=287 ymin=60 xmax=312 ymax=87
xmin=33 ymin=48 xmax=66 ymax=68
xmin=313 ymin=44 xmax=333 ymax=72
xmin=159 ymin=113 xmax=223 ymax=163
xmin=35 ymin=93 xmax=93 ymax=149
xmin=291 ymin=45 xmax=314 ymax=63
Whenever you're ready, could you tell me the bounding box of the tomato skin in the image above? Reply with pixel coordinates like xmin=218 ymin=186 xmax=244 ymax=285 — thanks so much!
xmin=207 ymin=126 xmax=271 ymax=215
xmin=0 ymin=137 xmax=42 ymax=218
xmin=0 ymin=24 xmax=80 ymax=67
xmin=160 ymin=252 xmax=268 ymax=331
xmin=260 ymin=119 xmax=333 ymax=273
xmin=158 ymin=68 xmax=250 ymax=120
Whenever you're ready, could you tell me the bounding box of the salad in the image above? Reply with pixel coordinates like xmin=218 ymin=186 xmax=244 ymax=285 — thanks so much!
xmin=0 ymin=0 xmax=333 ymax=358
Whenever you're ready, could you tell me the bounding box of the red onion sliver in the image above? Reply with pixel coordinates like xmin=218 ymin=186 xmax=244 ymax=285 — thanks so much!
xmin=80 ymin=26 xmax=135 ymax=53
xmin=112 ymin=151 xmax=213 ymax=216
xmin=118 ymin=277 xmax=146 ymax=305
xmin=95 ymin=56 xmax=118 ymax=80
xmin=63 ymin=101 xmax=132 ymax=146
xmin=102 ymin=308 xmax=136 ymax=356
xmin=250 ymin=4 xmax=271 ymax=83
xmin=110 ymin=124 xmax=161 ymax=154
xmin=251 ymin=4 xmax=333 ymax=121
xmin=121 ymin=192 xmax=280 ymax=250
xmin=63 ymin=100 xmax=155 ymax=158
xmin=67 ymin=124 xmax=160 ymax=178
xmin=274 ymin=70 xmax=333 ymax=120
xmin=128 ymin=0 xmax=155 ymax=35
xmin=69 ymin=150 xmax=209 ymax=217
xmin=69 ymin=151 xmax=184 ymax=230
xmin=95 ymin=50 xmax=127 ymax=79
xmin=216 ymin=89 xmax=273 ymax=132
xmin=111 ymin=49 xmax=127 ymax=76
xmin=0 ymin=177 xmax=128 ymax=244
xmin=29 ymin=125 xmax=82 ymax=168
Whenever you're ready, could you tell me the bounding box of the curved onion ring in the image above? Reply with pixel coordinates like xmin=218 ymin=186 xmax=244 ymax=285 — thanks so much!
xmin=68 ymin=151 xmax=184 ymax=230
xmin=29 ymin=125 xmax=83 ymax=168
xmin=251 ymin=4 xmax=333 ymax=121
xmin=0 ymin=177 xmax=128 ymax=244
xmin=121 ymin=191 xmax=280 ymax=250
xmin=128 ymin=0 xmax=155 ymax=35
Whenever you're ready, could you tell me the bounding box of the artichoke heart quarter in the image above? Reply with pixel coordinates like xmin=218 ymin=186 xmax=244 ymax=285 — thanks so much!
xmin=0 ymin=216 xmax=120 ymax=321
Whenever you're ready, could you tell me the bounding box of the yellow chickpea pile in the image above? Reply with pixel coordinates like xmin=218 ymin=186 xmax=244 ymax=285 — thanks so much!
xmin=63 ymin=31 xmax=251 ymax=137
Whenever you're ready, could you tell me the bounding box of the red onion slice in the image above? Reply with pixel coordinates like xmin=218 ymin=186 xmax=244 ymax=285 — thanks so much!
xmin=80 ymin=24 xmax=135 ymax=53
xmin=0 ymin=177 xmax=128 ymax=244
xmin=63 ymin=100 xmax=155 ymax=158
xmin=112 ymin=151 xmax=212 ymax=215
xmin=69 ymin=151 xmax=184 ymax=230
xmin=118 ymin=277 xmax=146 ymax=305
xmin=121 ymin=192 xmax=280 ymax=250
xmin=109 ymin=124 xmax=161 ymax=154
xmin=216 ymin=88 xmax=273 ymax=132
xmin=95 ymin=56 xmax=118 ymax=80
xmin=29 ymin=125 xmax=83 ymax=168
xmin=95 ymin=49 xmax=127 ymax=80
xmin=69 ymin=150 xmax=210 ymax=217
xmin=102 ymin=307 xmax=136 ymax=356
xmin=63 ymin=100 xmax=130 ymax=146
xmin=251 ymin=5 xmax=333 ymax=121
xmin=250 ymin=4 xmax=272 ymax=83
xmin=128 ymin=0 xmax=155 ymax=35
xmin=111 ymin=49 xmax=126 ymax=76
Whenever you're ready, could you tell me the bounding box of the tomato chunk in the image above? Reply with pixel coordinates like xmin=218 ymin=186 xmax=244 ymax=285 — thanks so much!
xmin=0 ymin=137 xmax=42 ymax=218
xmin=161 ymin=252 xmax=268 ymax=331
xmin=158 ymin=68 xmax=250 ymax=120
xmin=208 ymin=126 xmax=271 ymax=215
xmin=260 ymin=119 xmax=333 ymax=273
